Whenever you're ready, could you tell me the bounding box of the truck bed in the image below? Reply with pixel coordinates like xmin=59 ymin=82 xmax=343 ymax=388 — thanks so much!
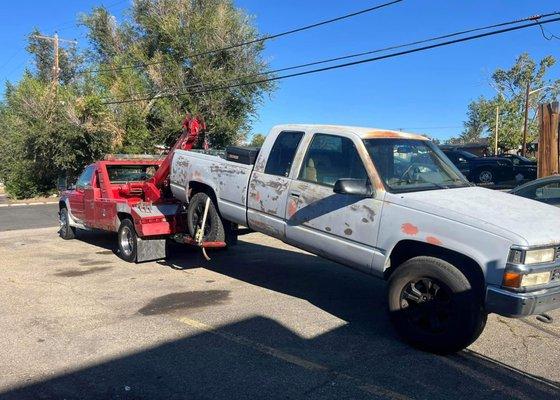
xmin=170 ymin=150 xmax=254 ymax=226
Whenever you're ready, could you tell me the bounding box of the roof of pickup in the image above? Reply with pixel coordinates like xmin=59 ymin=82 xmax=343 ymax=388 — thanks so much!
xmin=271 ymin=124 xmax=428 ymax=141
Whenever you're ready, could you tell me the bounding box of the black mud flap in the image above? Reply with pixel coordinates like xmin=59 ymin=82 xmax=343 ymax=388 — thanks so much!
xmin=136 ymin=237 xmax=167 ymax=263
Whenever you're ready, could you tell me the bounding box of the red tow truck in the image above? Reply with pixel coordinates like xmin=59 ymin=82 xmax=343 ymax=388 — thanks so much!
xmin=58 ymin=115 xmax=227 ymax=262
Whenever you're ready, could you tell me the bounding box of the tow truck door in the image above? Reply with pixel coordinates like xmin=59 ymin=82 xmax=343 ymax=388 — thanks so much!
xmin=83 ymin=168 xmax=100 ymax=226
xmin=69 ymin=165 xmax=95 ymax=222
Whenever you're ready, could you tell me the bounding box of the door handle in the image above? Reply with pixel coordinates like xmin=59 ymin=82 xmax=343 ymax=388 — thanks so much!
xmin=290 ymin=192 xmax=300 ymax=198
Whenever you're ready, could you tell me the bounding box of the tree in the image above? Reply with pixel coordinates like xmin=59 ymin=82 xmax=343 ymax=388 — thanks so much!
xmin=0 ymin=0 xmax=274 ymax=198
xmin=0 ymin=75 xmax=114 ymax=198
xmin=451 ymin=54 xmax=560 ymax=150
xmin=80 ymin=0 xmax=275 ymax=151
xmin=249 ymin=133 xmax=266 ymax=147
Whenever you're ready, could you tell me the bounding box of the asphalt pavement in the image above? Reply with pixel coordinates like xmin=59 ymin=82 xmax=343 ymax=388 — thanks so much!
xmin=0 ymin=204 xmax=559 ymax=399
xmin=0 ymin=203 xmax=59 ymax=232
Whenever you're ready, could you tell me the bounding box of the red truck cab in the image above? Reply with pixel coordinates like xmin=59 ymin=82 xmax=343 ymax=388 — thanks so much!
xmin=59 ymin=157 xmax=183 ymax=262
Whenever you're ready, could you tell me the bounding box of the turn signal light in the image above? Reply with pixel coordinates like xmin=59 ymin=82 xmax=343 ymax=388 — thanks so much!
xmin=502 ymin=272 xmax=522 ymax=288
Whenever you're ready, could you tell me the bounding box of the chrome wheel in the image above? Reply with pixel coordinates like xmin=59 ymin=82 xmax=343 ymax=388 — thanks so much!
xmin=478 ymin=170 xmax=493 ymax=183
xmin=119 ymin=225 xmax=134 ymax=257
xmin=59 ymin=211 xmax=67 ymax=234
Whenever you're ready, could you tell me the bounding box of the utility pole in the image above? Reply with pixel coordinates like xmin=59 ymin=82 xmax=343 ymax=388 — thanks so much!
xmin=522 ymin=81 xmax=531 ymax=157
xmin=522 ymin=84 xmax=554 ymax=157
xmin=30 ymin=32 xmax=77 ymax=87
xmin=494 ymin=95 xmax=500 ymax=156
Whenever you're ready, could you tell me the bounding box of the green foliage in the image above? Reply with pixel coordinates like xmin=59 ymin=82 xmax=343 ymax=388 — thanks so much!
xmin=1 ymin=0 xmax=273 ymax=198
xmin=249 ymin=133 xmax=266 ymax=147
xmin=450 ymin=54 xmax=560 ymax=150
xmin=0 ymin=75 xmax=113 ymax=198
xmin=81 ymin=0 xmax=274 ymax=149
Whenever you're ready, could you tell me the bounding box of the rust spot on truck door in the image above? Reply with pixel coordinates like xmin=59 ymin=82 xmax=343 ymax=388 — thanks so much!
xmin=401 ymin=223 xmax=419 ymax=236
xmin=426 ymin=236 xmax=442 ymax=246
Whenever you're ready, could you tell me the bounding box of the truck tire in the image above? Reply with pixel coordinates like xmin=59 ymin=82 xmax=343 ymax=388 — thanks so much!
xmin=117 ymin=219 xmax=138 ymax=263
xmin=387 ymin=256 xmax=487 ymax=354
xmin=476 ymin=168 xmax=493 ymax=184
xmin=187 ymin=192 xmax=225 ymax=243
xmin=58 ymin=207 xmax=76 ymax=240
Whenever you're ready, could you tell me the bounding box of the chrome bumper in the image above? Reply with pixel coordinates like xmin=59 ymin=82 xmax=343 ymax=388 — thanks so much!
xmin=486 ymin=285 xmax=560 ymax=317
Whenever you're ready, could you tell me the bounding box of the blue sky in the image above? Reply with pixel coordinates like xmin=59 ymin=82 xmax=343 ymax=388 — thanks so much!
xmin=0 ymin=0 xmax=558 ymax=141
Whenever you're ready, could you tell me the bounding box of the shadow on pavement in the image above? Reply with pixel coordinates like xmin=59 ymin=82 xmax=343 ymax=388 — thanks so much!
xmin=5 ymin=233 xmax=557 ymax=399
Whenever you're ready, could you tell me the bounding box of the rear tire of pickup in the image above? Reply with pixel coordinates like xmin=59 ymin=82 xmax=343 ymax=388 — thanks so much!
xmin=59 ymin=208 xmax=76 ymax=240
xmin=387 ymin=256 xmax=487 ymax=354
xmin=187 ymin=192 xmax=225 ymax=243
xmin=117 ymin=219 xmax=138 ymax=263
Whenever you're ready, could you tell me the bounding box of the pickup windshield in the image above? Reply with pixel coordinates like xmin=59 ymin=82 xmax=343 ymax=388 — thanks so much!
xmin=107 ymin=165 xmax=157 ymax=183
xmin=363 ymin=139 xmax=470 ymax=193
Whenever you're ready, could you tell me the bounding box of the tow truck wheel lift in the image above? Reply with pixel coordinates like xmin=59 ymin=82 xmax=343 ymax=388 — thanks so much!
xmin=122 ymin=114 xmax=226 ymax=262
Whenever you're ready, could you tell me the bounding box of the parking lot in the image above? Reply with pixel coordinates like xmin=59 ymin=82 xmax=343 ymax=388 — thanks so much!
xmin=1 ymin=205 xmax=560 ymax=400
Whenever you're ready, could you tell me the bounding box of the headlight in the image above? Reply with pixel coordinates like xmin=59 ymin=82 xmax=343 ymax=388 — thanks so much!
xmin=503 ymin=271 xmax=552 ymax=288
xmin=508 ymin=248 xmax=556 ymax=265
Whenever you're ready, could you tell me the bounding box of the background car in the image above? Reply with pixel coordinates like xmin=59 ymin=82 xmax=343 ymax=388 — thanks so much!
xmin=510 ymin=175 xmax=560 ymax=207
xmin=501 ymin=154 xmax=537 ymax=181
xmin=441 ymin=149 xmax=514 ymax=184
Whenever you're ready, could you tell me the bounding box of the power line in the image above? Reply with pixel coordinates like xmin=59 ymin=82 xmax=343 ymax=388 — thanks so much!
xmin=85 ymin=0 xmax=403 ymax=74
xmin=101 ymin=14 xmax=560 ymax=105
xmin=97 ymin=12 xmax=560 ymax=101
xmin=538 ymin=22 xmax=560 ymax=40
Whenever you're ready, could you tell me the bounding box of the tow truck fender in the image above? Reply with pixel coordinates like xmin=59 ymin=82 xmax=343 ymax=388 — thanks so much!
xmin=59 ymin=197 xmax=88 ymax=230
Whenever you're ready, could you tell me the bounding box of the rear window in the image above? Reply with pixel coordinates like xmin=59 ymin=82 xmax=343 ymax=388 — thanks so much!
xmin=106 ymin=165 xmax=158 ymax=183
xmin=264 ymin=131 xmax=304 ymax=177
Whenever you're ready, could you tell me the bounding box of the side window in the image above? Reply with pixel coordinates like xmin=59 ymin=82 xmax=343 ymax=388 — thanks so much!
xmin=298 ymin=134 xmax=367 ymax=187
xmin=76 ymin=166 xmax=95 ymax=189
xmin=536 ymin=182 xmax=560 ymax=200
xmin=264 ymin=131 xmax=304 ymax=177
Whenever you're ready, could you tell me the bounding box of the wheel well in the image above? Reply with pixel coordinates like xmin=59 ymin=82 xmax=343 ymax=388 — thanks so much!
xmin=189 ymin=181 xmax=217 ymax=203
xmin=386 ymin=240 xmax=485 ymax=295
xmin=117 ymin=212 xmax=132 ymax=222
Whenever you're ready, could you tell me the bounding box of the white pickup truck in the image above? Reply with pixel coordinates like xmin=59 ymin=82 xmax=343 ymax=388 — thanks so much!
xmin=170 ymin=124 xmax=560 ymax=353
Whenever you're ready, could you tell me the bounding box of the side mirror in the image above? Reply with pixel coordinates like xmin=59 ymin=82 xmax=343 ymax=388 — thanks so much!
xmin=458 ymin=157 xmax=466 ymax=163
xmin=333 ymin=179 xmax=373 ymax=196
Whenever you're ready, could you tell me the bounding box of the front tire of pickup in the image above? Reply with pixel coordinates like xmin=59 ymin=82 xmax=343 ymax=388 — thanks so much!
xmin=388 ymin=256 xmax=487 ymax=354
xmin=117 ymin=219 xmax=138 ymax=263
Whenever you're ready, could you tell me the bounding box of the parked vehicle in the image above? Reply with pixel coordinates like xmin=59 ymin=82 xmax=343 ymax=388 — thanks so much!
xmin=170 ymin=125 xmax=560 ymax=353
xmin=441 ymin=149 xmax=514 ymax=184
xmin=502 ymin=154 xmax=538 ymax=181
xmin=60 ymin=120 xmax=560 ymax=354
xmin=58 ymin=116 xmax=220 ymax=263
xmin=510 ymin=175 xmax=560 ymax=206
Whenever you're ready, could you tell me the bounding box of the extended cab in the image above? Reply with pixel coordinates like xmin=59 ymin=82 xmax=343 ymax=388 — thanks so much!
xmin=170 ymin=124 xmax=560 ymax=353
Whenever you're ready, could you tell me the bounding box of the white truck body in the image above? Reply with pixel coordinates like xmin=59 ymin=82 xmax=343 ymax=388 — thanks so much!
xmin=170 ymin=124 xmax=560 ymax=323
